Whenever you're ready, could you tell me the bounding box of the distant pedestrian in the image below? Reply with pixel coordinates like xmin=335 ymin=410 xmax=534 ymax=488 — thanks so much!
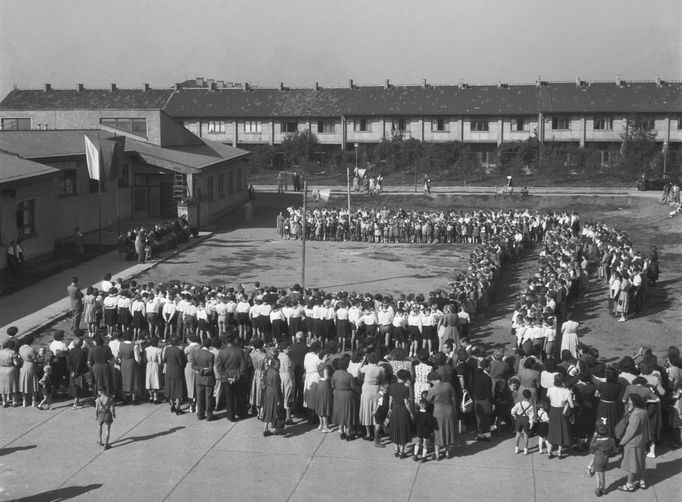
xmin=95 ymin=387 xmax=116 ymax=450
xmin=135 ymin=228 xmax=145 ymax=264
xmin=507 ymin=175 xmax=514 ymax=194
xmin=73 ymin=226 xmax=85 ymax=262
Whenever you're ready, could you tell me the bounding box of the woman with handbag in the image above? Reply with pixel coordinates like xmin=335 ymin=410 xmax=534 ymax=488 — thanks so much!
xmin=618 ymin=394 xmax=652 ymax=491
xmin=546 ymin=373 xmax=574 ymax=458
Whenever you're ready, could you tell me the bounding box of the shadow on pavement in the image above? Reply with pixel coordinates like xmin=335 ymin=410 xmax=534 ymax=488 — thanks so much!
xmin=109 ymin=426 xmax=185 ymax=448
xmin=0 ymin=444 xmax=37 ymax=456
xmin=14 ymin=483 xmax=103 ymax=501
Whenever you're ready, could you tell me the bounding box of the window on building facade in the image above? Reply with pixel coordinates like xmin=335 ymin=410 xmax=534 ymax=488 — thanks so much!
xmin=218 ymin=174 xmax=225 ymax=198
xmin=551 ymin=117 xmax=570 ymax=130
xmin=317 ymin=120 xmax=335 ymax=134
xmin=207 ymin=120 xmax=226 ymax=134
xmin=1 ymin=118 xmax=31 ymax=130
xmin=599 ymin=149 xmax=612 ymax=168
xmin=227 ymin=171 xmax=234 ymax=195
xmin=593 ymin=117 xmax=613 ymax=130
xmin=512 ymin=119 xmax=529 ymax=132
xmin=99 ymin=118 xmax=147 ymax=137
xmin=16 ymin=199 xmax=35 ymax=238
xmin=392 ymin=119 xmax=407 ymax=132
xmin=354 ymin=119 xmax=370 ymax=132
xmin=677 ymin=118 xmax=682 ymax=130
xmin=471 ymin=120 xmax=489 ymax=132
xmin=58 ymin=170 xmax=77 ymax=196
xmin=432 ymin=118 xmax=449 ymax=132
xmin=641 ymin=118 xmax=656 ymax=131
xmin=281 ymin=121 xmax=299 ymax=134
xmin=207 ymin=176 xmax=214 ymax=201
xmin=243 ymin=121 xmax=262 ymax=133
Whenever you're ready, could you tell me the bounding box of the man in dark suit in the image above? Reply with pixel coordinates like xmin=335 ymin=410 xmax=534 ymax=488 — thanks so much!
xmin=67 ymin=276 xmax=84 ymax=334
xmin=192 ymin=337 xmax=216 ymax=421
xmin=215 ymin=334 xmax=248 ymax=421
xmin=290 ymin=332 xmax=308 ymax=414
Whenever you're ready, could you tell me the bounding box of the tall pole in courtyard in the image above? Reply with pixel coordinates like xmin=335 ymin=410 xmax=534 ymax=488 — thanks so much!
xmin=301 ymin=179 xmax=307 ymax=289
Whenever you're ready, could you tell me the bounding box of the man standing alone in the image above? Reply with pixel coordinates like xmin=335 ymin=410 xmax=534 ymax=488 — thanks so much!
xmin=215 ymin=335 xmax=248 ymax=421
xmin=67 ymin=276 xmax=84 ymax=334
xmin=193 ymin=337 xmax=216 ymax=421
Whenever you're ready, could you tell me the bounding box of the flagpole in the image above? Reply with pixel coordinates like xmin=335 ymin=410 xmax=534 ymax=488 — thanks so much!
xmin=98 ymin=132 xmax=102 ymax=246
xmin=301 ymin=180 xmax=307 ymax=289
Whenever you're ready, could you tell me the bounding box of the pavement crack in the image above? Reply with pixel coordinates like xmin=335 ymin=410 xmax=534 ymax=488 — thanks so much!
xmin=285 ymin=431 xmax=326 ymax=502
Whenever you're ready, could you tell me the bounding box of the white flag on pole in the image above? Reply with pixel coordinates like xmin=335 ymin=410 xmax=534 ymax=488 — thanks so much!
xmin=84 ymin=135 xmax=100 ymax=181
xmin=357 ymin=168 xmax=367 ymax=179
xmin=318 ymin=189 xmax=331 ymax=203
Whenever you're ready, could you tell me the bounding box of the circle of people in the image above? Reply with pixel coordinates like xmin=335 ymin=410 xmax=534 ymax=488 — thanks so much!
xmin=0 ymin=207 xmax=675 ymax=492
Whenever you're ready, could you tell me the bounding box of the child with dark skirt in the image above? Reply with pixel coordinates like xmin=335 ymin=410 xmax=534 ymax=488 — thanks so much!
xmin=586 ymin=424 xmax=616 ymax=497
xmin=414 ymin=394 xmax=438 ymax=462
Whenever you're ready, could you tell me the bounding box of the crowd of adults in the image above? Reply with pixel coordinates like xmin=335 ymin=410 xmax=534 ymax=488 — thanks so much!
xmin=116 ymin=217 xmax=197 ymax=263
xmin=0 ymin=206 xmax=677 ymax=492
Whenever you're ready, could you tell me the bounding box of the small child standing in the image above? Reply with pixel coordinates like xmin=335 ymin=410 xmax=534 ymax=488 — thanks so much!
xmin=414 ymin=397 xmax=438 ymax=462
xmin=587 ymin=424 xmax=615 ymax=497
xmin=493 ymin=379 xmax=515 ymax=433
xmin=511 ymin=389 xmax=535 ymax=454
xmin=37 ymin=365 xmax=53 ymax=410
xmin=95 ymin=388 xmax=116 ymax=450
xmin=535 ymin=400 xmax=550 ymax=454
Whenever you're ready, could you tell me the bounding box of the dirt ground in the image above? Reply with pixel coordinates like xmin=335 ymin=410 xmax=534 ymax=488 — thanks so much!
xmin=36 ymin=191 xmax=681 ymax=363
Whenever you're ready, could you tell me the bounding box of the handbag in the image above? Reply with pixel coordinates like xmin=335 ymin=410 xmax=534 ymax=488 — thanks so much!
xmin=461 ymin=390 xmax=474 ymax=413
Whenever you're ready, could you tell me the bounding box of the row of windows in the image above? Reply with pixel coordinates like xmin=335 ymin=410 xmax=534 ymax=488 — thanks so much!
xmin=49 ymin=162 xmax=130 ymax=196
xmin=196 ymin=117 xmax=672 ymax=135
xmin=205 ymin=170 xmax=243 ymax=201
xmin=99 ymin=118 xmax=147 ymax=138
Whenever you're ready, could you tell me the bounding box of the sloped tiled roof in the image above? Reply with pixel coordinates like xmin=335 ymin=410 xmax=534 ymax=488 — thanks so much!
xmin=0 ymin=130 xmax=248 ymax=174
xmin=165 ymin=81 xmax=682 ymax=118
xmin=0 ymin=88 xmax=174 ymax=110
xmin=0 ymin=151 xmax=59 ymax=184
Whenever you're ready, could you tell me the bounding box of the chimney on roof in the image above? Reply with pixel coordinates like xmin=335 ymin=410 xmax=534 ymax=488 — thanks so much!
xmin=77 ymin=83 xmax=84 ymax=92
xmin=384 ymin=79 xmax=390 ymax=89
xmin=315 ymin=82 xmax=320 ymax=91
xmin=196 ymin=77 xmax=204 ymax=87
xmin=110 ymin=83 xmax=117 ymax=92
xmin=349 ymin=79 xmax=354 ymax=89
xmin=44 ymin=83 xmax=52 ymax=92
xmin=421 ymin=78 xmax=427 ymax=88
xmin=615 ymin=74 xmax=622 ymax=86
xmin=655 ymin=75 xmax=663 ymax=87
xmin=175 ymin=83 xmax=182 ymax=91
xmin=144 ymin=83 xmax=150 ymax=91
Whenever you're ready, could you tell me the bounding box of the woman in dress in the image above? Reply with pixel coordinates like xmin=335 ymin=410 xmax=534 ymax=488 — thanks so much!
xmin=145 ymin=337 xmax=163 ymax=403
xmin=617 ymin=272 xmax=632 ymax=322
xmin=546 ymin=373 xmax=574 ymax=458
xmin=595 ymin=366 xmax=623 ymax=439
xmin=0 ymin=340 xmax=20 ymax=407
xmin=88 ymin=334 xmax=113 ymax=395
xmin=426 ymin=371 xmax=458 ymax=460
xmin=262 ymin=357 xmax=283 ymax=437
xmin=518 ymin=356 xmax=541 ymax=407
xmin=249 ymin=338 xmax=268 ymax=419
xmin=388 ymin=369 xmax=414 ymax=459
xmin=315 ymin=362 xmax=333 ymax=432
xmin=413 ymin=349 xmax=433 ymax=405
xmin=184 ymin=334 xmax=200 ymax=413
xmin=163 ymin=336 xmax=187 ymax=414
xmin=437 ymin=304 xmax=460 ymax=351
xmin=119 ymin=332 xmax=141 ymax=405
xmin=618 ymin=394 xmax=652 ymax=491
xmin=573 ymin=370 xmax=597 ymax=449
xmin=303 ymin=342 xmax=322 ymax=424
xmin=18 ymin=336 xmax=39 ymax=407
xmin=359 ymin=352 xmax=385 ymax=441
xmin=83 ymin=287 xmax=98 ymax=337
xmin=48 ymin=331 xmax=69 ymax=393
xmin=331 ymin=354 xmax=360 ymax=441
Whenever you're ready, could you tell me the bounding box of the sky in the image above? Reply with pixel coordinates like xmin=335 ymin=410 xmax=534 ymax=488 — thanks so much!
xmin=0 ymin=0 xmax=680 ymax=96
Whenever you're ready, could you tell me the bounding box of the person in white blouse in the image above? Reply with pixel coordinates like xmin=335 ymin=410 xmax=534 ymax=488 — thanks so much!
xmin=162 ymin=295 xmax=177 ymax=341
xmin=406 ymin=307 xmax=423 ymax=358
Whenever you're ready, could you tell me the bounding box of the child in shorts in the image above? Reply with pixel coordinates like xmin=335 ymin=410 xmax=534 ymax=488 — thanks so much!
xmin=511 ymin=389 xmax=535 ymax=454
xmin=37 ymin=365 xmax=53 ymax=410
xmin=587 ymin=424 xmax=615 ymax=497
xmin=535 ymin=400 xmax=550 ymax=454
xmin=413 ymin=396 xmax=438 ymax=462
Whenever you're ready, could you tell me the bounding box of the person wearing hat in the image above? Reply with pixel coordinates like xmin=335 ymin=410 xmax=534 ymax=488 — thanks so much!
xmin=67 ymin=277 xmax=84 ymax=335
xmin=6 ymin=326 xmax=18 ymax=341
